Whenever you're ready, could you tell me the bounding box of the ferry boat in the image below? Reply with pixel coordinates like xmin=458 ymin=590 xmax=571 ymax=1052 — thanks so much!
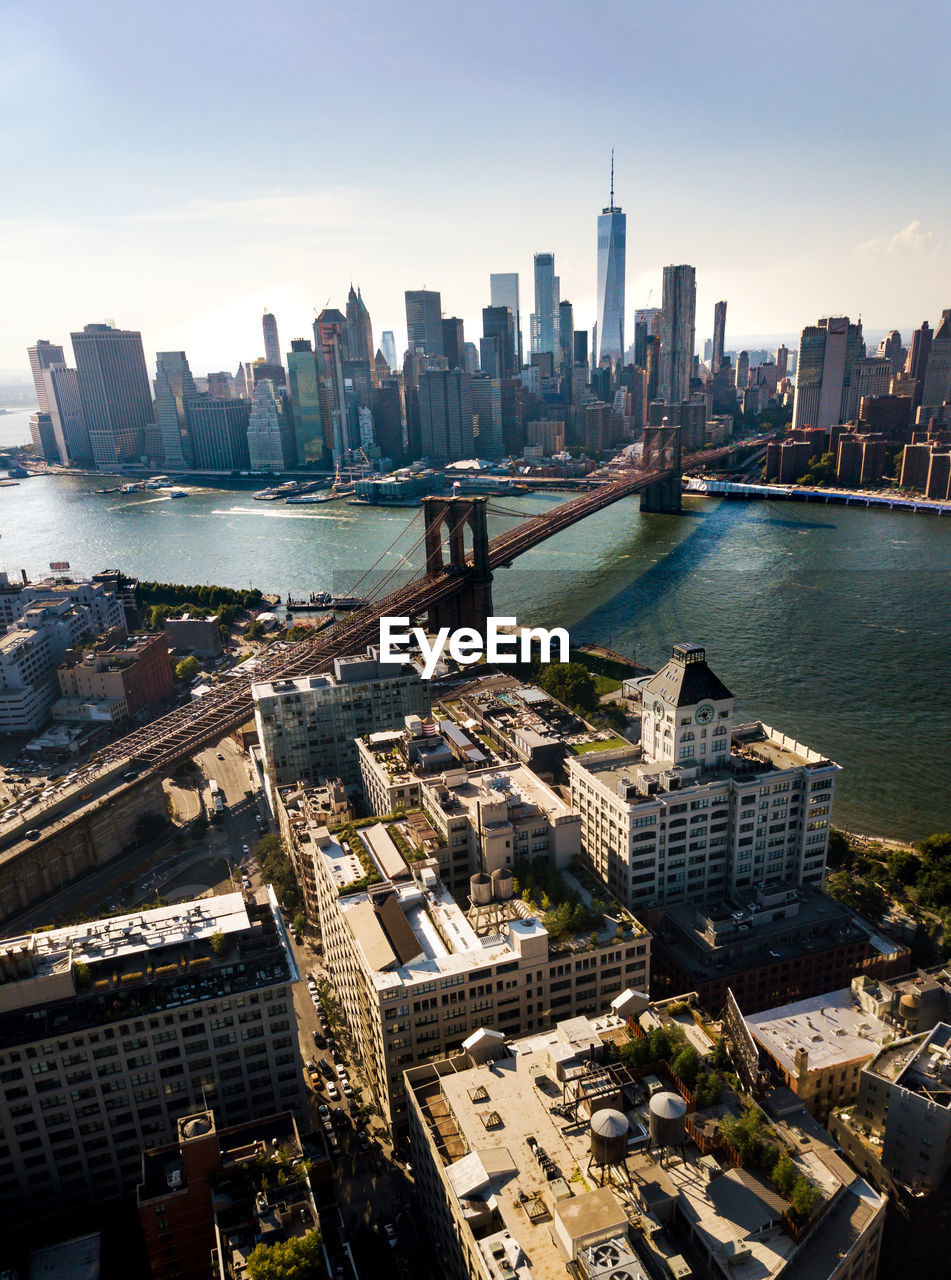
xmin=285 ymin=490 xmax=334 ymax=504
xmin=168 ymin=488 xmax=187 ymax=498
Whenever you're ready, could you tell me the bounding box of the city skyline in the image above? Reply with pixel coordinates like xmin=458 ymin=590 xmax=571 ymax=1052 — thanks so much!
xmin=2 ymin=1 xmax=950 ymax=377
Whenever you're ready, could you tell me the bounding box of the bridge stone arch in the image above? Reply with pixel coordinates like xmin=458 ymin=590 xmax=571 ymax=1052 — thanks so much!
xmin=422 ymin=495 xmax=493 ymax=631
xmin=640 ymin=422 xmax=683 ymax=512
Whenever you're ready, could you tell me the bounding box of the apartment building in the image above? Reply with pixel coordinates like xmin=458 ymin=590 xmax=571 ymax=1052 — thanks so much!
xmin=252 ymin=650 xmax=430 ymax=801
xmin=405 ymin=1007 xmax=885 ymax=1280
xmin=569 ymin=643 xmax=840 ymax=911
xmin=55 ymin=631 xmax=173 ymax=723
xmin=0 ymin=573 xmax=127 ymax=636
xmin=0 ymin=889 xmax=305 ymax=1219
xmin=301 ymin=820 xmax=648 ymax=1132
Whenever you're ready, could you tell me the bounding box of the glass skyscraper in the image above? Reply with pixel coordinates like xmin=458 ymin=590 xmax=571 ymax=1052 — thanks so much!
xmin=596 ymin=159 xmax=626 ymax=364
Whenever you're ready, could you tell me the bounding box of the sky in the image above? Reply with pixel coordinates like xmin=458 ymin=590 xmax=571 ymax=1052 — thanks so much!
xmin=2 ymin=0 xmax=950 ymax=380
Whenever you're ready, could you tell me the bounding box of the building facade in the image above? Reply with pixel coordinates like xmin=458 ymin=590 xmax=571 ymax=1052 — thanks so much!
xmin=405 ymin=289 xmax=444 ymax=357
xmin=71 ymin=323 xmax=154 ymax=466
xmin=792 ymin=317 xmax=865 ymax=431
xmin=596 ymin=168 xmax=626 ymax=364
xmin=658 ymin=265 xmax=697 ymax=404
xmin=154 ymin=351 xmax=197 ymax=468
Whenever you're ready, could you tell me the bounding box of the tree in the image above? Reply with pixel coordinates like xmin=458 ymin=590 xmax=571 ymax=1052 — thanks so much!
xmin=175 ymin=656 xmax=201 ymax=682
xmin=538 ymin=662 xmax=597 ymax=711
xmin=210 ymin=929 xmax=226 ymax=957
xmin=246 ymin=1229 xmax=324 ymax=1280
xmin=670 ymin=1044 xmax=701 ymax=1090
xmin=826 ymin=828 xmax=851 ymax=869
xmin=789 ymin=1176 xmax=822 ymax=1221
xmin=293 ymin=913 xmax=308 ymax=937
xmin=918 ymin=832 xmax=951 ymax=869
xmin=887 ymin=848 xmax=920 ymax=886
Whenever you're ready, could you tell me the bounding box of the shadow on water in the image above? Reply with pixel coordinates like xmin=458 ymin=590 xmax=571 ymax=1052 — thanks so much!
xmin=747 ymin=514 xmax=835 ymax=531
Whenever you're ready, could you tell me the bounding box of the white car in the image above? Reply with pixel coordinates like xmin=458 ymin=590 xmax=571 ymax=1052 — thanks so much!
xmin=335 ymin=1064 xmax=348 ymax=1080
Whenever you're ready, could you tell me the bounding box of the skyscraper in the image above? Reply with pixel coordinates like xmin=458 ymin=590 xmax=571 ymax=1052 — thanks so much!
xmin=657 ymin=265 xmax=697 ymax=403
xmin=27 ymin=340 xmax=65 ymax=411
xmin=489 ymin=273 xmax=521 ymax=370
xmin=345 ymin=285 xmax=374 ymax=364
xmin=247 ymin=379 xmax=296 ymax=471
xmin=558 ymin=300 xmax=574 ymax=373
xmin=262 ymin=311 xmax=281 ymax=368
xmin=905 ymin=321 xmax=933 ymax=407
xmin=40 ymin=364 xmax=91 ymax=465
xmin=71 ymin=323 xmax=154 ymax=466
xmin=154 ymin=351 xmax=197 ymax=468
xmin=481 ymin=306 xmax=515 ymax=380
xmin=921 ymin=310 xmax=951 ymax=410
xmin=315 ymin=310 xmax=349 ymax=460
xmin=596 ymin=153 xmax=626 ymax=364
xmin=469 ymin=375 xmax=503 ymax=457
xmin=735 ymin=350 xmax=750 ymax=392
xmin=286 ymin=339 xmax=325 ymax=464
xmin=792 ymin=316 xmax=864 ymax=430
xmin=186 ymin=396 xmax=251 ymax=471
xmin=441 ymin=317 xmax=465 ymax=370
xmin=712 ymin=301 xmax=727 ymax=375
xmin=405 ymin=290 xmax=443 ymax=356
xmin=380 ymin=330 xmax=398 ymax=371
xmin=418 ymin=369 xmax=475 ymax=461
xmin=531 ymin=253 xmax=559 ymax=357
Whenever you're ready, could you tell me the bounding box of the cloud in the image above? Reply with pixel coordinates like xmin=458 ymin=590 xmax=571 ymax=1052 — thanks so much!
xmin=855 ymin=220 xmax=944 ymax=259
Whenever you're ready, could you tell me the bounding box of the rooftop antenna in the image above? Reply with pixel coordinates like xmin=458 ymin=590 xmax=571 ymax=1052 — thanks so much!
xmin=610 ymin=147 xmax=615 ymax=209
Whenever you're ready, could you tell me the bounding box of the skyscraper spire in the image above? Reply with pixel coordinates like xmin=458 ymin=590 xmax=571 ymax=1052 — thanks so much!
xmin=610 ymin=147 xmax=615 ymax=210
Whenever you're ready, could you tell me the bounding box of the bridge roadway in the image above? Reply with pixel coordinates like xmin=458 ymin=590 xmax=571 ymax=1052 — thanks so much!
xmin=64 ymin=449 xmax=726 ymax=777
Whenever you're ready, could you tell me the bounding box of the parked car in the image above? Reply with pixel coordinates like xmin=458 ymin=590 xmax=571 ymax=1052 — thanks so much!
xmin=326 ymin=1083 xmax=340 ymax=1101
xmin=384 ymin=1223 xmax=397 ymax=1247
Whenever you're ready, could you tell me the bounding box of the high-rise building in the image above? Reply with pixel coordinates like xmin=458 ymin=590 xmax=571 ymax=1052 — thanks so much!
xmin=246 ymin=379 xmax=296 ymax=471
xmin=441 ymin=317 xmax=465 ymax=370
xmin=380 ymin=329 xmax=398 ymax=371
xmin=531 ymin=253 xmax=559 ymax=356
xmin=154 ymin=352 xmax=197 ymax=469
xmin=792 ymin=316 xmax=865 ymax=430
xmin=596 ymin=154 xmax=626 ymax=364
xmin=469 ymin=374 xmax=503 ymax=457
xmin=404 ymin=289 xmax=443 ymax=357
xmin=844 ymin=357 xmax=892 ymax=422
xmin=736 ymin=350 xmax=750 ymax=391
xmin=921 ymin=309 xmax=951 ymax=409
xmin=775 ymin=344 xmax=789 ymax=380
xmin=905 ymin=321 xmax=933 ymax=407
xmin=489 ymin=272 xmax=521 ymax=370
xmin=658 ymin=265 xmax=697 ymax=403
xmin=185 ymin=396 xmax=251 ymax=471
xmin=286 ymin=339 xmax=325 ymax=464
xmin=205 ymin=371 xmax=233 ymax=398
xmin=314 ymin=310 xmax=349 ymax=459
xmin=28 ymin=412 xmax=59 ymax=462
xmin=482 ymin=306 xmax=515 ymax=380
xmin=418 ymin=368 xmax=475 ymax=461
xmin=27 ymin=340 xmax=65 ymax=411
xmin=70 ymin=323 xmax=154 ymax=466
xmin=370 ymin=379 xmax=406 ymax=463
xmin=262 ymin=310 xmax=281 ymax=368
xmin=462 ymin=342 xmax=479 ymax=375
xmin=712 ymin=300 xmax=727 ymax=375
xmin=345 ymin=285 xmax=374 ymax=364
xmin=876 ymin=329 xmax=905 ymax=376
xmin=558 ymin=300 xmax=574 ymax=373
xmin=0 ymin=890 xmax=304 ymax=1219
xmin=39 ymin=364 xmax=91 ymax=465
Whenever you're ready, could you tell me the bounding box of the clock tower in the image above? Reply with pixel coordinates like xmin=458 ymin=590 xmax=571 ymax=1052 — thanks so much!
xmin=641 ymin=642 xmax=735 ymax=768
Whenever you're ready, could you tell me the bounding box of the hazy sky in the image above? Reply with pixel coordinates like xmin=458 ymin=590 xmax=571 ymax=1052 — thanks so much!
xmin=3 ymin=0 xmax=949 ymax=379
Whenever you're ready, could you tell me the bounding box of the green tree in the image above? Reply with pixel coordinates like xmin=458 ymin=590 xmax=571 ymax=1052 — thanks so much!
xmin=293 ymin=913 xmax=308 ymax=936
xmin=538 ymin=662 xmax=597 ymax=711
xmin=826 ymin=829 xmax=851 ymax=869
xmin=887 ymin=848 xmax=920 ymax=886
xmin=772 ymin=1151 xmax=798 ymax=1197
xmin=825 ymin=870 xmax=886 ymax=919
xmin=789 ymin=1176 xmax=822 ymax=1220
xmin=210 ymin=929 xmax=226 ymax=957
xmin=246 ymin=619 xmax=267 ymax=639
xmin=246 ymin=1229 xmax=324 ymax=1280
xmin=918 ymin=832 xmax=951 ymax=869
xmin=175 ymin=656 xmax=201 ymax=682
xmin=670 ymin=1044 xmax=701 ymax=1090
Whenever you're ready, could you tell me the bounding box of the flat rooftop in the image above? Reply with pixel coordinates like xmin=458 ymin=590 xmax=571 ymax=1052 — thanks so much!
xmin=425 ymin=762 xmax=575 ymax=822
xmin=747 ymin=989 xmax=890 ymax=1076
xmin=868 ymin=1022 xmax=951 ymax=1106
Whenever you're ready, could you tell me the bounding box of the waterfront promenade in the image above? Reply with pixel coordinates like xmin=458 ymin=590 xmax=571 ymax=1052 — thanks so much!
xmin=684 ymin=476 xmax=951 ymax=514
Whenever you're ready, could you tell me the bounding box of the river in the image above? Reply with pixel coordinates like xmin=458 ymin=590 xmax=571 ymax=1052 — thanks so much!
xmin=1 ymin=405 xmax=948 ymax=841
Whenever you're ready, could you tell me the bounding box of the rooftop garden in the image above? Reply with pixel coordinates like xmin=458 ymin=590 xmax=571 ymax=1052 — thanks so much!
xmin=512 ymin=857 xmax=614 ymax=943
xmin=719 ymin=1103 xmax=824 ymax=1223
xmin=607 ymin=1020 xmax=726 ymax=1109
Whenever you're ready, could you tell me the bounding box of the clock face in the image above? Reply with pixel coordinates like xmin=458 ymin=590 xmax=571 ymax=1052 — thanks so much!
xmin=695 ymin=703 xmax=715 ymax=725
xmin=653 ymin=699 xmax=665 ymax=720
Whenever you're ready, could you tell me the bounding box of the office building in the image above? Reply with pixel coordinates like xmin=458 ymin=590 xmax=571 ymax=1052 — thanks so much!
xmin=185 ymin=397 xmax=250 ymax=471
xmin=469 ymin=375 xmax=503 ymax=457
xmin=905 ymin=321 xmax=933 ymax=406
xmin=418 ymin=368 xmax=476 ymax=461
xmin=252 ymin=650 xmax=429 ymax=798
xmin=526 ymin=419 xmax=565 ymax=456
xmin=285 ymin=339 xmax=325 ymax=465
xmin=792 ymin=317 xmax=865 ymax=430
xmin=658 ymin=265 xmax=696 ymax=404
xmin=55 ymin=631 xmax=173 ymax=724
xmin=596 ymin=158 xmax=626 ymax=363
xmin=315 ymin=309 xmax=349 ymax=459
xmin=138 ymin=1108 xmax=322 ymax=1280
xmin=439 ymin=316 xmax=464 ymax=372
xmin=648 ymin=398 xmax=706 ymax=452
xmin=876 ymin=329 xmax=905 ymax=375
xmin=380 ymin=329 xmax=398 ymax=371
xmin=569 ymin=643 xmax=840 ymax=912
xmin=775 ymin=344 xmax=789 ymax=380
xmin=735 ymin=349 xmax=750 ymax=392
xmin=344 ymin=284 xmax=374 ymax=364
xmin=482 ymin=306 xmax=515 ymax=380
xmin=531 ymin=253 xmax=560 ymax=357
xmin=246 ymin=379 xmax=296 ymax=472
xmin=920 ymin=308 xmax=951 ymax=409
xmin=711 ymin=301 xmax=727 ymax=375
xmin=405 ymin=289 xmax=444 ymax=357
xmin=261 ymin=310 xmax=281 ymax=368
xmin=558 ymin=299 xmax=574 ymax=372
xmin=154 ymin=352 xmax=197 ymax=469
xmin=27 ymin=340 xmax=65 ymax=411
xmin=371 ymin=378 xmax=407 ymax=464
xmin=406 ymin=1005 xmax=885 ymax=1280
xmin=0 ymin=890 xmax=304 ymax=1219
xmin=290 ymin=815 xmax=648 ymax=1131
xmin=647 ymin=883 xmax=906 ymax=1015
xmin=843 ymin=357 xmax=891 ymax=421
xmin=28 ymin=412 xmax=59 ymax=462
xmin=489 ymin=272 xmax=521 ymax=371
xmin=39 ymin=363 xmax=91 ymax=464
xmin=71 ymin=323 xmax=154 ymax=466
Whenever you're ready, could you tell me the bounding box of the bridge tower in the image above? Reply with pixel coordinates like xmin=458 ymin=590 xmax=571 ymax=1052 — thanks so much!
xmin=422 ymin=495 xmax=493 ymax=632
xmin=640 ymin=422 xmax=682 ymax=513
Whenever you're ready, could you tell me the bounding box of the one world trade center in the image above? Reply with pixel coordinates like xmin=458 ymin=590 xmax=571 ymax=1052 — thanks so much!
xmin=596 ymin=152 xmax=626 ymax=365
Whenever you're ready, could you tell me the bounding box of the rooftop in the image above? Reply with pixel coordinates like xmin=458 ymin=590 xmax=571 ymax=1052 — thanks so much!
xmin=747 ymin=989 xmax=891 ymax=1077
xmin=867 ymin=1022 xmax=951 ymax=1105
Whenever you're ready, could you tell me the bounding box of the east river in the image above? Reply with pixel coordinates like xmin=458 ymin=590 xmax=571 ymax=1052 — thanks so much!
xmin=2 ymin=406 xmax=949 ymax=841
